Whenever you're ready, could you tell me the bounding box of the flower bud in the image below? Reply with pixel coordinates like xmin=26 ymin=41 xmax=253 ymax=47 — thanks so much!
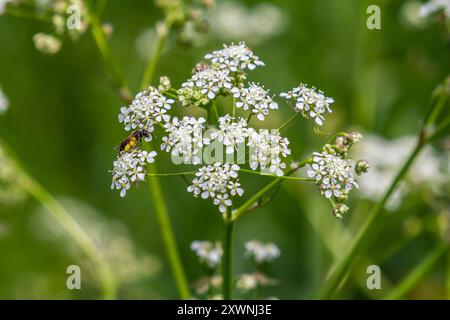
xmin=346 ymin=132 xmax=363 ymax=144
xmin=158 ymin=76 xmax=172 ymax=92
xmin=333 ymin=203 xmax=349 ymax=219
xmin=335 ymin=136 xmax=347 ymax=153
xmin=355 ymin=159 xmax=370 ymax=175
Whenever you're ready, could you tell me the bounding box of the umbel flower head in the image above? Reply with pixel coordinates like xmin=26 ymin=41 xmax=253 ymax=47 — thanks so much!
xmin=191 ymin=240 xmax=223 ymax=269
xmin=231 ymin=82 xmax=278 ymax=121
xmin=188 ymin=162 xmax=243 ymax=213
xmin=204 ymin=42 xmax=265 ymax=73
xmin=111 ymin=149 xmax=157 ymax=197
xmin=161 ymin=116 xmax=209 ymax=164
xmin=209 ymin=115 xmax=249 ymax=155
xmin=280 ymin=84 xmax=334 ymax=126
xmin=245 ymin=240 xmax=280 ymax=264
xmin=119 ymin=86 xmax=174 ymax=136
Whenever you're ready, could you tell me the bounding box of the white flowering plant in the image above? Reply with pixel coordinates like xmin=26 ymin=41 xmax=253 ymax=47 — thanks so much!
xmin=110 ymin=42 xmax=369 ymax=299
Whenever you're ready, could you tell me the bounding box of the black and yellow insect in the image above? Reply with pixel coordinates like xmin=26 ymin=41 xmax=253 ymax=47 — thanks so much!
xmin=115 ymin=129 xmax=150 ymax=153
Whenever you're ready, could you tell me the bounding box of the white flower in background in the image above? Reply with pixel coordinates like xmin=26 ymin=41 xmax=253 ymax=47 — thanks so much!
xmin=191 ymin=240 xmax=223 ymax=268
xmin=210 ymin=1 xmax=288 ymax=45
xmin=280 ymin=84 xmax=334 ymax=126
xmin=111 ymin=149 xmax=157 ymax=197
xmin=210 ymin=115 xmax=249 ymax=154
xmin=188 ymin=162 xmax=243 ymax=213
xmin=419 ymin=0 xmax=450 ymax=18
xmin=0 ymin=87 xmax=9 ymax=114
xmin=119 ymin=87 xmax=174 ymax=135
xmin=247 ymin=129 xmax=291 ymax=176
xmin=236 ymin=274 xmax=258 ymax=291
xmin=205 ymin=42 xmax=265 ymax=73
xmin=0 ymin=0 xmax=12 ymax=15
xmin=245 ymin=240 xmax=280 ymax=264
xmin=307 ymin=152 xmax=358 ymax=200
xmin=231 ymin=83 xmax=278 ymax=121
xmin=33 ymin=33 xmax=62 ymax=54
xmin=178 ymin=65 xmax=234 ymax=106
xmin=355 ymin=135 xmax=447 ymax=211
xmin=161 ymin=116 xmax=208 ymax=164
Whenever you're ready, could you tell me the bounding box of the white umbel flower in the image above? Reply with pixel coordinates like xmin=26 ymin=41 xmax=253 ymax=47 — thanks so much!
xmin=119 ymin=87 xmax=174 ymax=136
xmin=245 ymin=240 xmax=280 ymax=264
xmin=0 ymin=87 xmax=9 ymax=114
xmin=419 ymin=0 xmax=450 ymax=18
xmin=33 ymin=33 xmax=62 ymax=55
xmin=111 ymin=149 xmax=157 ymax=197
xmin=247 ymin=129 xmax=291 ymax=176
xmin=188 ymin=162 xmax=243 ymax=213
xmin=190 ymin=240 xmax=223 ymax=269
xmin=178 ymin=65 xmax=234 ymax=106
xmin=205 ymin=42 xmax=265 ymax=72
xmin=280 ymin=84 xmax=334 ymax=126
xmin=307 ymin=152 xmax=358 ymax=200
xmin=231 ymin=83 xmax=278 ymax=121
xmin=161 ymin=116 xmax=208 ymax=165
xmin=210 ymin=115 xmax=249 ymax=154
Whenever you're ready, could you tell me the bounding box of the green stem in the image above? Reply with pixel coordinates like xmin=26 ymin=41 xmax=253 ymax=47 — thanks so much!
xmin=84 ymin=0 xmax=131 ymax=103
xmin=140 ymin=19 xmax=171 ymax=91
xmin=320 ymin=139 xmax=424 ymax=299
xmin=147 ymin=174 xmax=191 ymax=299
xmin=1 ymin=140 xmax=117 ymax=299
xmin=222 ymin=209 xmax=235 ymax=300
xmin=232 ymin=98 xmax=236 ymax=118
xmin=278 ymin=112 xmax=299 ymax=131
xmin=246 ymin=112 xmax=253 ymax=123
xmin=385 ymin=243 xmax=448 ymax=300
xmin=240 ymin=168 xmax=312 ymax=181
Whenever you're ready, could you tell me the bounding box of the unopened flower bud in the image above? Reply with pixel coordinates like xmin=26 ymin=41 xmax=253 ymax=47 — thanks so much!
xmin=102 ymin=23 xmax=114 ymax=39
xmin=333 ymin=204 xmax=349 ymax=219
xmin=355 ymin=159 xmax=370 ymax=175
xmin=335 ymin=136 xmax=347 ymax=153
xmin=346 ymin=132 xmax=363 ymax=144
xmin=158 ymin=76 xmax=172 ymax=92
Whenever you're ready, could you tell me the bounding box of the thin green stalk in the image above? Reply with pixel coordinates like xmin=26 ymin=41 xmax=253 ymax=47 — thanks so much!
xmin=140 ymin=19 xmax=171 ymax=90
xmin=320 ymin=139 xmax=424 ymax=299
xmin=240 ymin=168 xmax=312 ymax=181
xmin=278 ymin=112 xmax=299 ymax=131
xmin=246 ymin=112 xmax=253 ymax=123
xmin=207 ymin=101 xmax=220 ymax=125
xmin=1 ymin=141 xmax=117 ymax=299
xmin=146 ymin=175 xmax=190 ymax=299
xmin=222 ymin=209 xmax=235 ymax=300
xmin=385 ymin=243 xmax=448 ymax=300
xmin=232 ymin=98 xmax=236 ymax=117
xmin=84 ymin=0 xmax=131 ymax=103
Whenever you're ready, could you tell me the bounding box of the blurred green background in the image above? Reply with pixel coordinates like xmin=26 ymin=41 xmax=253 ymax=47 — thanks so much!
xmin=0 ymin=0 xmax=449 ymax=299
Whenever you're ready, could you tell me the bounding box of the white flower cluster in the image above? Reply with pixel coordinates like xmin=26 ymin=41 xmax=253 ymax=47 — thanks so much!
xmin=231 ymin=83 xmax=278 ymax=121
xmin=119 ymin=87 xmax=174 ymax=136
xmin=32 ymin=33 xmax=62 ymax=55
xmin=188 ymin=163 xmax=243 ymax=213
xmin=0 ymin=86 xmax=9 ymax=114
xmin=205 ymin=42 xmax=265 ymax=72
xmin=355 ymin=135 xmax=448 ymax=211
xmin=178 ymin=65 xmax=233 ymax=107
xmin=248 ymin=129 xmax=291 ymax=176
xmin=190 ymin=240 xmax=223 ymax=269
xmin=161 ymin=116 xmax=208 ymax=164
xmin=307 ymin=152 xmax=358 ymax=200
xmin=420 ymin=0 xmax=450 ymax=18
xmin=210 ymin=115 xmax=249 ymax=154
xmin=245 ymin=240 xmax=280 ymax=264
xmin=111 ymin=149 xmax=157 ymax=197
xmin=280 ymin=84 xmax=334 ymax=126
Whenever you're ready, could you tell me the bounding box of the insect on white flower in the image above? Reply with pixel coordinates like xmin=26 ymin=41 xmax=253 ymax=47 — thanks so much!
xmin=161 ymin=116 xmax=209 ymax=165
xmin=119 ymin=87 xmax=174 ymax=137
xmin=188 ymin=162 xmax=243 ymax=213
xmin=111 ymin=149 xmax=157 ymax=197
xmin=205 ymin=42 xmax=265 ymax=73
xmin=280 ymin=84 xmax=334 ymax=126
xmin=245 ymin=240 xmax=280 ymax=264
xmin=231 ymin=83 xmax=278 ymax=121
xmin=307 ymin=152 xmax=358 ymax=200
xmin=190 ymin=240 xmax=223 ymax=268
